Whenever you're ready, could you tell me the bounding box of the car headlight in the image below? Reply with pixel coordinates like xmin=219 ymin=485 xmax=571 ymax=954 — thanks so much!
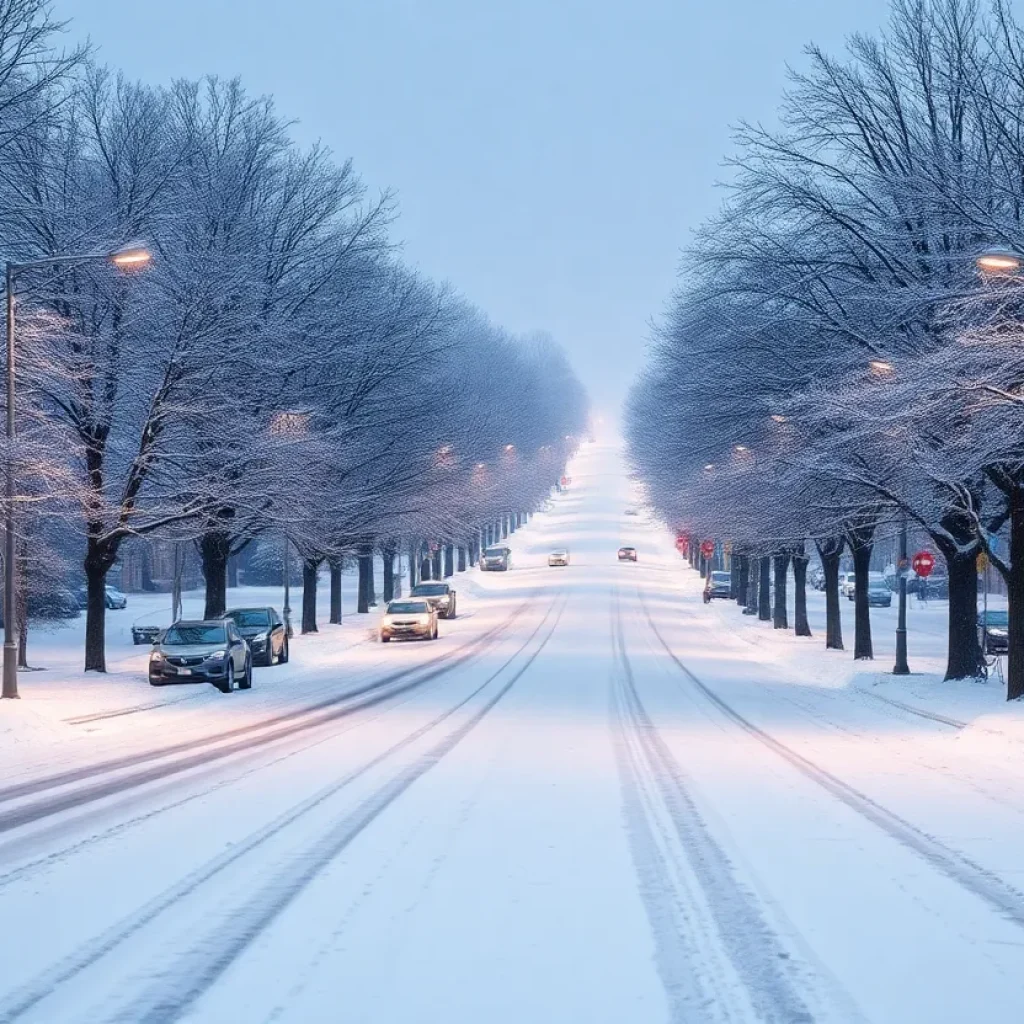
xmin=418 ymin=615 xmax=430 ymax=624
xmin=150 ymin=650 xmax=163 ymax=662
xmin=989 ymin=628 xmax=1008 ymax=638
xmin=208 ymin=649 xmax=228 ymax=660
xmin=252 ymin=632 xmax=267 ymax=643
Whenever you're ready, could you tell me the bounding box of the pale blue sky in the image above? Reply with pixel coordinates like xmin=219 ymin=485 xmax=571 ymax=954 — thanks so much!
xmin=68 ymin=0 xmax=891 ymax=413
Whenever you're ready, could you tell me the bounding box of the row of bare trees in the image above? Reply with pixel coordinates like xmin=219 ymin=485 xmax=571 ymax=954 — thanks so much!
xmin=0 ymin=3 xmax=587 ymax=673
xmin=627 ymin=0 xmax=1024 ymax=699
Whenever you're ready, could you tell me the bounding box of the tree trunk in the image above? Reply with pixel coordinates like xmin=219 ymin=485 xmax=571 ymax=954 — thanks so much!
xmin=758 ymin=556 xmax=771 ymax=621
xmin=817 ymin=539 xmax=844 ymax=650
xmin=1007 ymin=486 xmax=1024 ymax=700
xmin=457 ymin=546 xmax=467 ymax=572
xmin=200 ymin=529 xmax=230 ymax=619
xmin=743 ymin=558 xmax=758 ymax=614
xmin=793 ymin=550 xmax=812 ymax=637
xmin=443 ymin=544 xmax=454 ymax=578
xmin=421 ymin=555 xmax=432 ymax=581
xmin=773 ymin=554 xmax=790 ymax=629
xmin=731 ymin=555 xmax=744 ymax=601
xmin=301 ymin=558 xmax=319 ymax=633
xmin=383 ymin=548 xmax=396 ymax=603
xmin=851 ymin=530 xmax=875 ymax=660
xmin=933 ymin=521 xmax=983 ymax=680
xmin=408 ymin=541 xmax=419 ymax=587
xmin=84 ymin=535 xmax=116 ymax=672
xmin=329 ymin=559 xmax=342 ymax=624
xmin=358 ymin=550 xmax=374 ymax=613
xmin=431 ymin=547 xmax=442 ymax=580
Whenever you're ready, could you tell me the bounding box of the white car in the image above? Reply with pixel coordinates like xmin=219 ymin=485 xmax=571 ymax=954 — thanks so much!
xmin=840 ymin=572 xmax=857 ymax=598
xmin=548 ymin=550 xmax=569 ymax=567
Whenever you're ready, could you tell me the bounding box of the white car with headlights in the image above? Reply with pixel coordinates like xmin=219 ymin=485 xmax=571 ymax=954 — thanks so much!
xmin=380 ymin=599 xmax=439 ymax=642
xmin=548 ymin=549 xmax=570 ymax=567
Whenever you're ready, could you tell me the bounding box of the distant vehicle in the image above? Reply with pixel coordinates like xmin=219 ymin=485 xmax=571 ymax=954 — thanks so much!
xmin=224 ymin=606 xmax=288 ymax=666
xmin=548 ymin=549 xmax=570 ymax=567
xmin=707 ymin=570 xmax=732 ymax=599
xmin=410 ymin=582 xmax=457 ymax=619
xmin=978 ymin=610 xmax=1009 ymax=655
xmin=380 ymin=599 xmax=438 ymax=642
xmin=807 ymin=565 xmax=825 ymax=591
xmin=149 ymin=619 xmax=252 ymax=693
xmin=132 ymin=622 xmax=164 ymax=646
xmin=839 ymin=572 xmax=857 ymax=598
xmin=624 ymin=508 xmax=639 ymax=516
xmin=617 ymin=546 xmax=638 ymax=562
xmin=480 ymin=546 xmax=511 ymax=571
xmin=850 ymin=571 xmax=888 ymax=602
xmin=76 ymin=584 xmax=128 ymax=610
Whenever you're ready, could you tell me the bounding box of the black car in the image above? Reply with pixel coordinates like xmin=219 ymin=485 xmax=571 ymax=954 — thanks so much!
xmin=978 ymin=610 xmax=1009 ymax=655
xmin=224 ymin=606 xmax=288 ymax=666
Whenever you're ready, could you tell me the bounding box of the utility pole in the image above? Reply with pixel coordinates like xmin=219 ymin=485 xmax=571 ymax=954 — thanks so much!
xmin=893 ymin=517 xmax=910 ymax=675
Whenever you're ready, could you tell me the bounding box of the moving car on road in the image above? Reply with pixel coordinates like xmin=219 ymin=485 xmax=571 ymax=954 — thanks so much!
xmin=706 ymin=570 xmax=732 ymax=599
xmin=380 ymin=599 xmax=438 ymax=642
xmin=225 ymin=606 xmax=289 ymax=665
xmin=410 ymin=582 xmax=457 ymax=619
xmin=617 ymin=546 xmax=638 ymax=562
xmin=548 ymin=549 xmax=570 ymax=567
xmin=480 ymin=546 xmax=511 ymax=571
xmin=76 ymin=584 xmax=128 ymax=610
xmin=149 ymin=619 xmax=252 ymax=693
xmin=979 ymin=610 xmax=1009 ymax=655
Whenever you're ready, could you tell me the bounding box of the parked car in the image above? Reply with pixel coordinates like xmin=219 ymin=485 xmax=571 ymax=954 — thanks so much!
xmin=224 ymin=606 xmax=288 ymax=666
xmin=807 ymin=565 xmax=825 ymax=591
xmin=707 ymin=570 xmax=731 ymax=599
xmin=132 ymin=622 xmax=164 ymax=646
xmin=978 ymin=610 xmax=1009 ymax=655
xmin=149 ymin=619 xmax=252 ymax=693
xmin=76 ymin=584 xmax=128 ymax=610
xmin=480 ymin=546 xmax=511 ymax=571
xmin=410 ymin=582 xmax=457 ymax=619
xmin=865 ymin=579 xmax=892 ymax=607
xmin=548 ymin=549 xmax=570 ymax=567
xmin=380 ymin=599 xmax=438 ymax=642
xmin=624 ymin=508 xmax=639 ymax=516
xmin=839 ymin=572 xmax=857 ymax=598
xmin=617 ymin=546 xmax=638 ymax=562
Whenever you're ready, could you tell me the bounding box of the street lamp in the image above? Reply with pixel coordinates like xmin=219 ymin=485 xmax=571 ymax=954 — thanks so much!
xmin=976 ymin=247 xmax=1024 ymax=274
xmin=770 ymin=414 xmax=788 ymax=424
xmin=869 ymin=359 xmax=894 ymax=375
xmin=3 ymin=244 xmax=151 ymax=699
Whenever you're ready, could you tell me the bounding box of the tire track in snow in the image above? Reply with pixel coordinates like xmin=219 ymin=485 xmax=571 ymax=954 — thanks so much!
xmin=27 ymin=594 xmax=567 ymax=1024
xmin=611 ymin=591 xmax=814 ymax=1024
xmin=638 ymin=589 xmax=1024 ymax=931
xmin=0 ymin=593 xmax=539 ymax=837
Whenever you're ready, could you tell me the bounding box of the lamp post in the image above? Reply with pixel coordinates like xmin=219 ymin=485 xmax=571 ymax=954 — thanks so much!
xmin=3 ymin=244 xmax=150 ymax=700
xmin=893 ymin=516 xmax=910 ymax=675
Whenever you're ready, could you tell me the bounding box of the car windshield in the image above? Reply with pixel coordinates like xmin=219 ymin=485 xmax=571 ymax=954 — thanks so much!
xmin=226 ymin=609 xmax=271 ymax=627
xmin=412 ymin=585 xmax=447 ymax=596
xmin=484 ymin=548 xmax=505 ymax=557
xmin=551 ymin=550 xmax=567 ymax=556
xmin=162 ymin=624 xmax=226 ymax=645
xmin=711 ymin=572 xmax=730 ymax=583
xmin=981 ymin=610 xmax=1009 ymax=627
xmin=388 ymin=601 xmax=428 ymax=615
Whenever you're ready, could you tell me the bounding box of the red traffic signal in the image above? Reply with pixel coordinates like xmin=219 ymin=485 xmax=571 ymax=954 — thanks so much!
xmin=911 ymin=550 xmax=935 ymax=578
xmin=700 ymin=539 xmax=715 ymax=559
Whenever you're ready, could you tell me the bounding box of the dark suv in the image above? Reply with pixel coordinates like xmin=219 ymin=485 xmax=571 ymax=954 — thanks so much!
xmin=224 ymin=607 xmax=288 ymax=666
xmin=410 ymin=583 xmax=457 ymax=619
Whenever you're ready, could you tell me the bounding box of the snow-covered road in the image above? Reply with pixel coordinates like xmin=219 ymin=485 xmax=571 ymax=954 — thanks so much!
xmin=2 ymin=441 xmax=1024 ymax=1022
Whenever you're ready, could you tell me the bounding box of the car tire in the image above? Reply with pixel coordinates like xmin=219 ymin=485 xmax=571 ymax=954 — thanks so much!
xmin=218 ymin=663 xmax=234 ymax=694
xmin=381 ymin=634 xmax=390 ymax=643
xmin=279 ymin=640 xmax=289 ymax=664
xmin=240 ymin=658 xmax=252 ymax=689
xmin=449 ymin=600 xmax=456 ymax=619
xmin=149 ymin=678 xmax=162 ymax=687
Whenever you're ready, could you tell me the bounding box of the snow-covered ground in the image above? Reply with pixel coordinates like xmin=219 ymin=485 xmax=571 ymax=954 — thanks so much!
xmin=2 ymin=440 xmax=1024 ymax=1022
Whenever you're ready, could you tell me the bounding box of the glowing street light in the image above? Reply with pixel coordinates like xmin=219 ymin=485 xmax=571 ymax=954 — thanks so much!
xmin=976 ymin=247 xmax=1024 ymax=274
xmin=869 ymin=359 xmax=894 ymax=375
xmin=770 ymin=414 xmax=788 ymax=424
xmin=734 ymin=444 xmax=749 ymax=453
xmin=703 ymin=463 xmax=715 ymax=471
xmin=109 ymin=244 xmax=153 ymax=269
